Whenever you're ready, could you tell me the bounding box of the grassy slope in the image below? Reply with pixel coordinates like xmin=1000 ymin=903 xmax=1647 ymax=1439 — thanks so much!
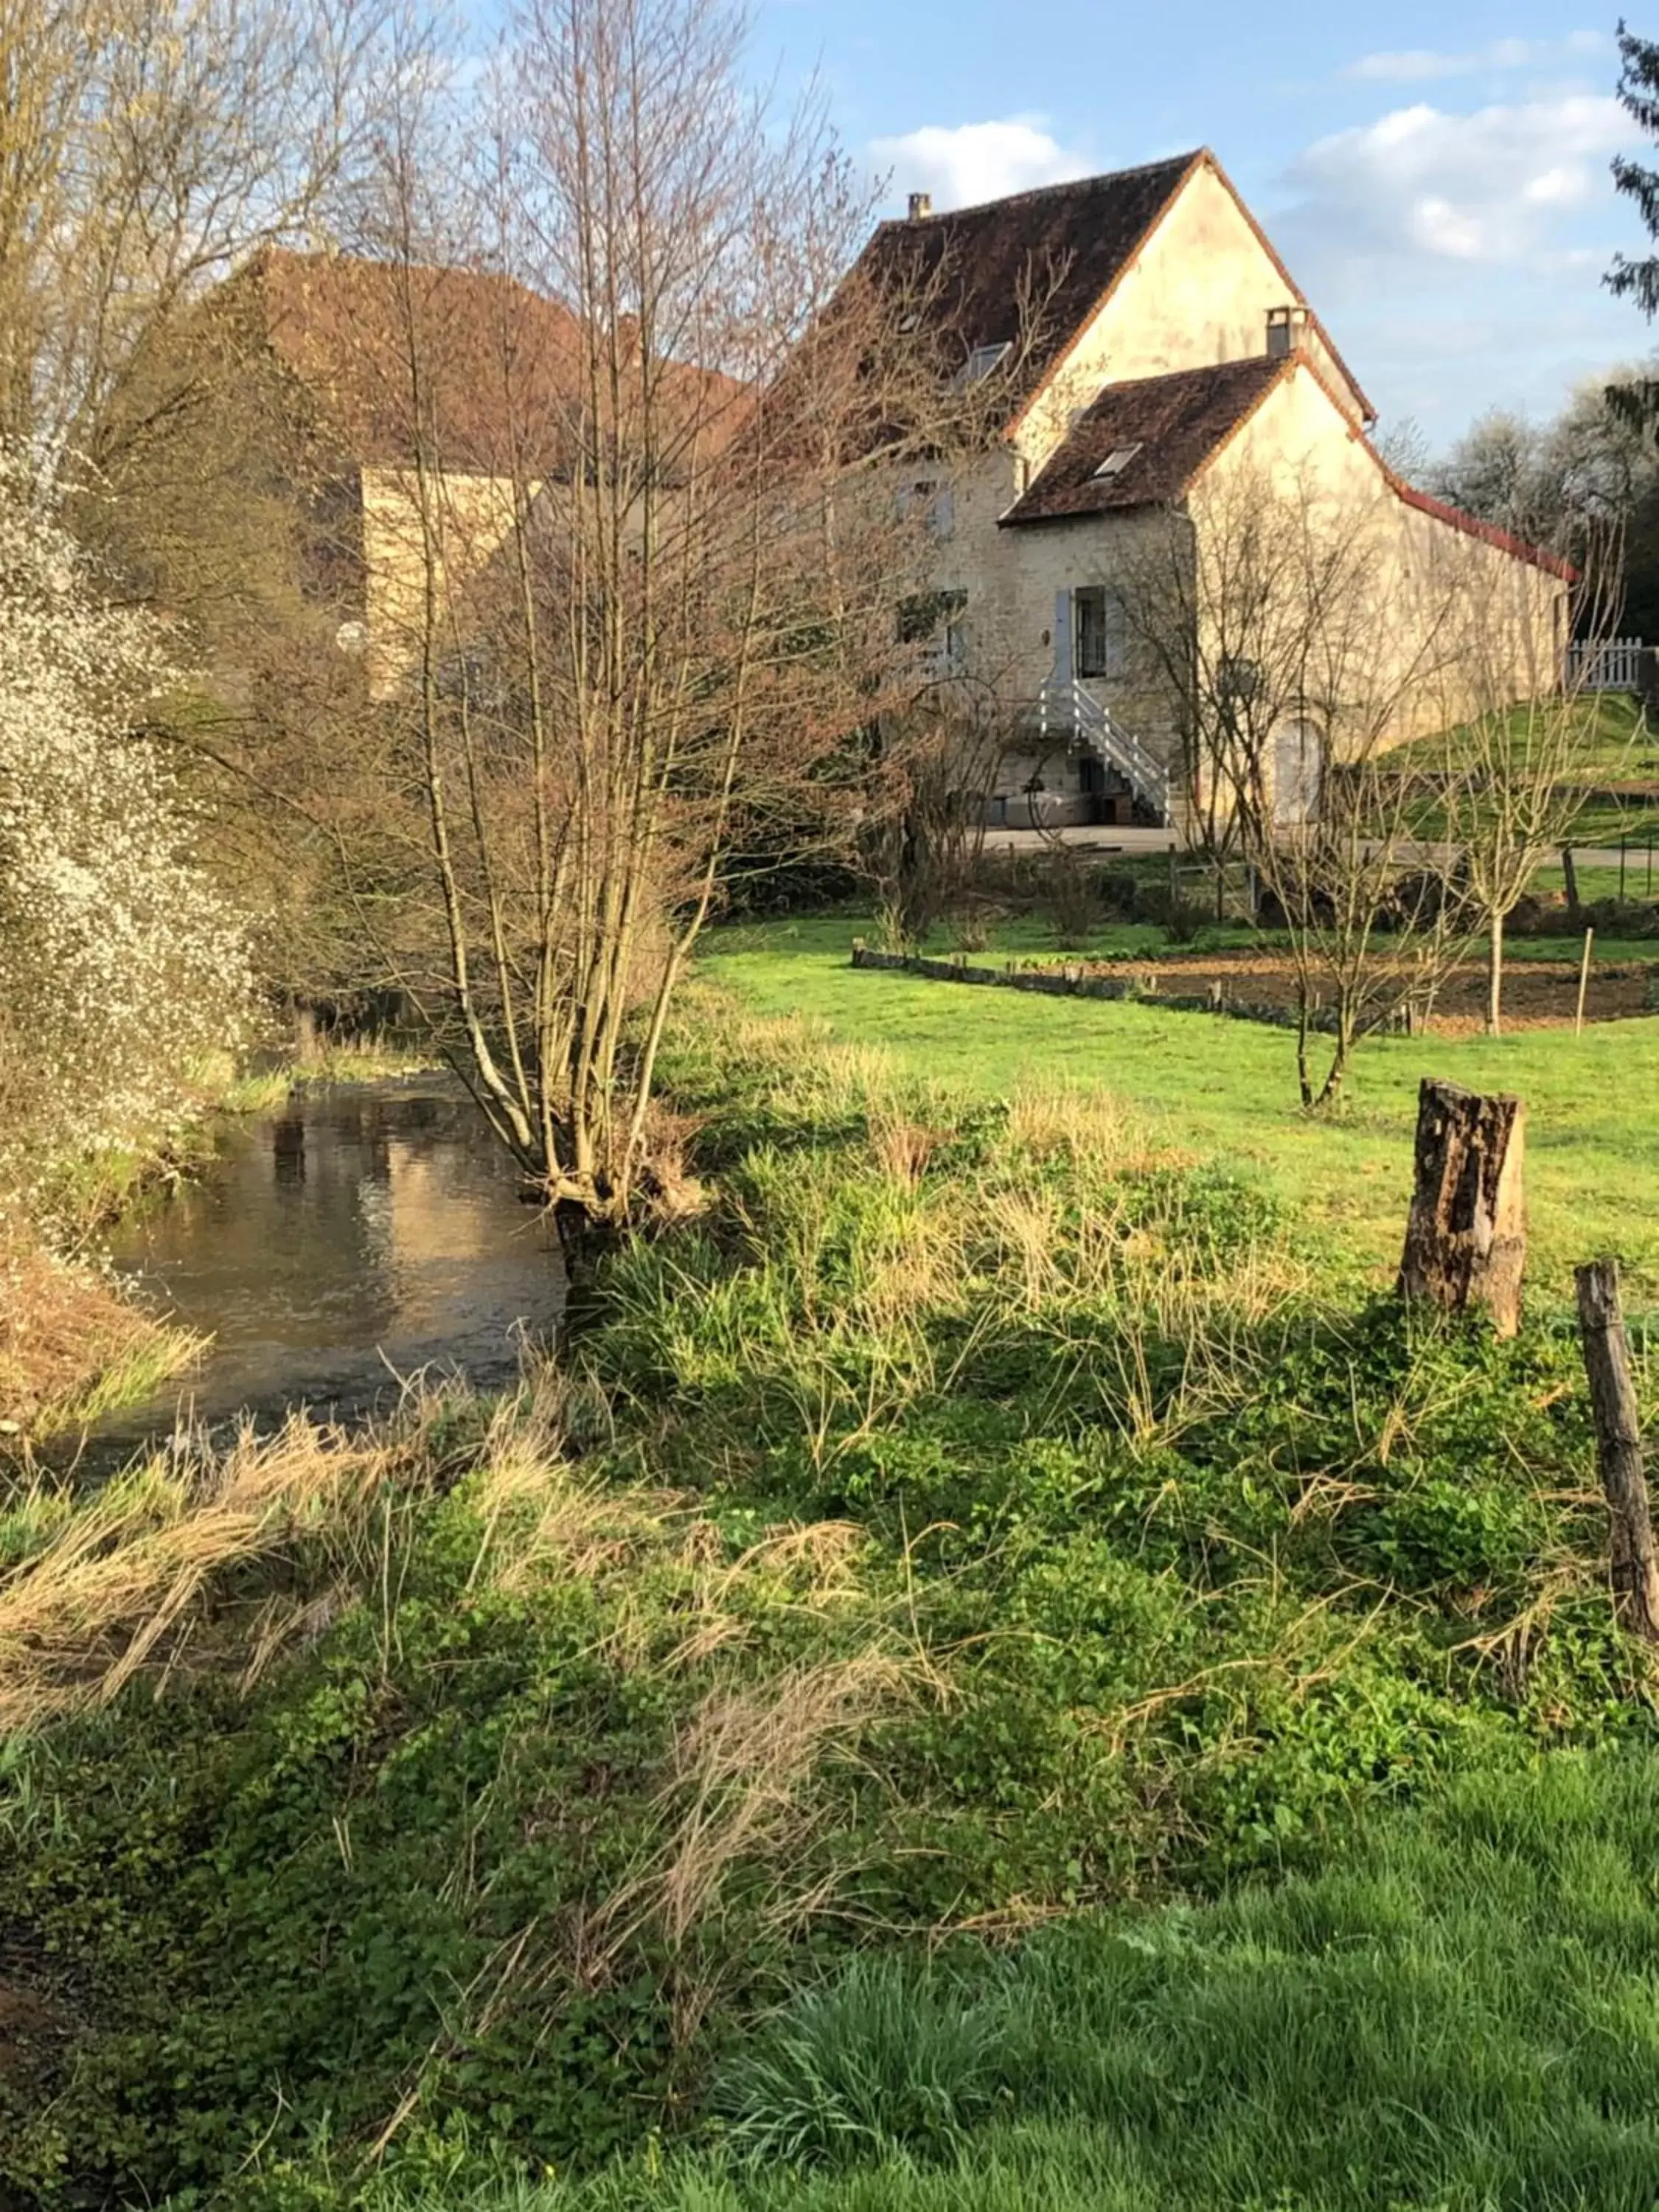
xmin=703 ymin=914 xmax=1659 ymax=1295
xmin=3 ymin=1009 xmax=1656 ymax=2209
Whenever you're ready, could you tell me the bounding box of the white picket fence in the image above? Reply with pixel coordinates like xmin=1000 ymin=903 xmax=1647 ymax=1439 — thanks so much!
xmin=1566 ymin=637 xmax=1647 ymax=692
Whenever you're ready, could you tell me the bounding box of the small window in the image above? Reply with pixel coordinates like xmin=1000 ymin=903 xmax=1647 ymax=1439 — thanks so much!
xmin=1091 ymin=443 xmax=1142 ymax=481
xmin=1073 ymin=585 xmax=1126 ymax=679
xmin=897 ymin=478 xmax=954 ymax=538
xmin=898 ymin=587 xmax=967 ymax=653
xmin=939 ymin=600 xmax=967 ymax=675
xmin=1219 ymin=654 xmax=1262 ymax=702
xmin=953 ymin=340 xmax=1012 ymax=390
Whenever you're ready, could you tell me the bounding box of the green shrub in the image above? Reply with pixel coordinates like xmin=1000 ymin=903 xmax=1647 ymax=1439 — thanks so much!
xmin=1098 ymin=868 xmax=1141 ymax=919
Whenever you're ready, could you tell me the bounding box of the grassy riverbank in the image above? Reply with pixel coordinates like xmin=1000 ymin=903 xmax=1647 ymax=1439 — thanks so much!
xmin=1 ymin=1004 xmax=1653 ymax=2208
xmin=341 ymin=1756 xmax=1659 ymax=2209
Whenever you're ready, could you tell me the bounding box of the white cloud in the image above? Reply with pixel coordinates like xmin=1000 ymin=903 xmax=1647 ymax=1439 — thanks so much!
xmin=1273 ymin=85 xmax=1641 ymax=439
xmin=1284 ymin=94 xmax=1626 ymax=270
xmin=867 ymin=117 xmax=1091 ymax=212
xmin=1346 ymin=30 xmax=1604 ymax=83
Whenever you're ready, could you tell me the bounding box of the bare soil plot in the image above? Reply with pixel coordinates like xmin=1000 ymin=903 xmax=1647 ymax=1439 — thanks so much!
xmin=1074 ymin=950 xmax=1655 ymax=1033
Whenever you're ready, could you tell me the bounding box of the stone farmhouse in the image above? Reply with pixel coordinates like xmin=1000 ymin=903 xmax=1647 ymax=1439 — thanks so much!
xmin=179 ymin=248 xmax=748 ymax=701
xmin=213 ymin=248 xmax=582 ymax=699
xmin=842 ymin=149 xmax=1574 ymax=830
xmin=169 ymin=169 xmax=1568 ymax=807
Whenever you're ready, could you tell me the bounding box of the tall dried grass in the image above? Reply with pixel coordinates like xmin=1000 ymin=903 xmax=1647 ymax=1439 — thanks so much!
xmin=0 ymin=1415 xmax=389 ymax=1731
xmin=648 ymin=1651 xmax=919 ymax=1952
xmin=0 ymin=1236 xmax=201 ymax=1440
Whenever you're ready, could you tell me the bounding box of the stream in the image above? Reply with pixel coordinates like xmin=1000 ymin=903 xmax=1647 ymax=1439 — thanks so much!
xmin=80 ymin=1077 xmax=566 ymax=1462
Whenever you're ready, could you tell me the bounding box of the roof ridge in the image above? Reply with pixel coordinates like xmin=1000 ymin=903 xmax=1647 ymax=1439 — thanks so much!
xmin=1070 ymin=354 xmax=1286 ymax=409
xmin=880 ymin=149 xmax=1204 ymax=227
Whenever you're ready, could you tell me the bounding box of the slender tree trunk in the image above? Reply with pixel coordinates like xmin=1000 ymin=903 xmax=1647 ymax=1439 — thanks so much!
xmin=1314 ymin=1005 xmax=1352 ymax=1108
xmin=1487 ymin=902 xmax=1504 ymax=1037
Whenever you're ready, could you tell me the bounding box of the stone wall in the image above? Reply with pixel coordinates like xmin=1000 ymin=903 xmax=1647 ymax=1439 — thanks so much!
xmin=849 ymin=942 xmax=1359 ymax=1032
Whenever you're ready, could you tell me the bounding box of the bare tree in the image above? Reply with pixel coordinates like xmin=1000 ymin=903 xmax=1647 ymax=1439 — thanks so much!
xmin=278 ymin=0 xmax=999 ymax=1243
xmin=1120 ymin=462 xmax=1481 ymax=1106
xmin=1427 ymin=379 xmax=1658 ymax=585
xmin=1438 ymin=542 xmax=1628 ymax=1034
xmin=0 ymin=0 xmax=424 ymax=479
xmin=858 ymin=684 xmax=1008 ymax=947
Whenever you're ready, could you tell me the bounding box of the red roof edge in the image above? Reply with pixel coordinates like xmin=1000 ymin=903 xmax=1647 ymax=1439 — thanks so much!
xmin=1388 ymin=476 xmax=1578 ymax=583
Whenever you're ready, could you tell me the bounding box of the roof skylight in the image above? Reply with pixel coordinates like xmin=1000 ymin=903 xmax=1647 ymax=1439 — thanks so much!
xmin=1092 ymin=443 xmax=1143 ymax=479
xmin=952 ymin=340 xmax=1012 ymax=390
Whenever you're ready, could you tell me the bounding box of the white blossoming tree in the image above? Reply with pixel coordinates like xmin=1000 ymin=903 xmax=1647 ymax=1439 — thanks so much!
xmin=0 ymin=459 xmax=251 ymax=1217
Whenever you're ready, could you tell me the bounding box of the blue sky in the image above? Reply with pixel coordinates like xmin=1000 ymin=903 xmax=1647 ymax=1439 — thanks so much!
xmin=748 ymin=1 xmax=1656 ymax=448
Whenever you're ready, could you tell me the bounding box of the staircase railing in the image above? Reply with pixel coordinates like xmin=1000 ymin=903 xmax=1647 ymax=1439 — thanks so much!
xmin=1036 ymin=678 xmax=1171 ymax=823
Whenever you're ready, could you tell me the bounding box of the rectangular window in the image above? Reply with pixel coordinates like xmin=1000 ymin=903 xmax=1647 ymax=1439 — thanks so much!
xmin=939 ymin=602 xmax=967 ymax=675
xmin=896 ymin=479 xmax=954 ymax=538
xmin=1219 ymin=653 xmax=1262 ymax=701
xmin=898 ymin=588 xmax=967 ymax=673
xmin=1073 ymin=585 xmax=1125 ymax=678
xmin=1091 ymin=443 xmax=1142 ymax=481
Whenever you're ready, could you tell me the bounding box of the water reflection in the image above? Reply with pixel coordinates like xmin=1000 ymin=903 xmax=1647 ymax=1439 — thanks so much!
xmin=88 ymin=1079 xmax=564 ymax=1453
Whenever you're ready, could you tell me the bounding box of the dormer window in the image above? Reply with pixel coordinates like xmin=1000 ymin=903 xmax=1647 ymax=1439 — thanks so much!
xmin=1091 ymin=444 xmax=1142 ymax=480
xmin=1267 ymin=305 xmax=1307 ymax=358
xmin=953 ymin=340 xmax=1012 ymax=390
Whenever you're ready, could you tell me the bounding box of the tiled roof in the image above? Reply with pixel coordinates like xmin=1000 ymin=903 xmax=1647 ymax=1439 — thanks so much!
xmin=236 ymin=250 xmax=745 ymax=476
xmin=1389 ymin=477 xmax=1578 ymax=582
xmin=240 ymin=250 xmax=585 ymax=473
xmin=1000 ymin=350 xmax=1576 ymax=580
xmin=1000 ymin=356 xmax=1290 ymax=524
xmin=852 ymin=154 xmax=1201 ymax=417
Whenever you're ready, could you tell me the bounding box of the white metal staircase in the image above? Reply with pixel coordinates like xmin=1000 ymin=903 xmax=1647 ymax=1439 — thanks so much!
xmin=1034 ymin=678 xmax=1171 ymax=824
xmin=1035 ymin=589 xmax=1171 ymax=823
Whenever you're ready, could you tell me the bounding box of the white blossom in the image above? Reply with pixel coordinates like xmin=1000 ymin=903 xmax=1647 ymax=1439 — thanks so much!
xmin=0 ymin=455 xmax=252 ymax=1223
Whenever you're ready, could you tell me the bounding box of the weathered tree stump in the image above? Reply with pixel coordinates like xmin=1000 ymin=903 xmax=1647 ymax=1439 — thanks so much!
xmin=1397 ymin=1079 xmax=1526 ymax=1336
xmin=1575 ymin=1259 xmax=1659 ymax=1642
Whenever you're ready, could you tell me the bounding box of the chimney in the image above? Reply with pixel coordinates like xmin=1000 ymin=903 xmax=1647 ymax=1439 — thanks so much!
xmin=908 ymin=191 xmax=933 ymax=220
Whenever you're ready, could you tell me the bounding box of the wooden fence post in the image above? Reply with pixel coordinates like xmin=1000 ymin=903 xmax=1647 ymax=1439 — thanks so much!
xmin=1575 ymin=928 xmax=1594 ymax=1035
xmin=1397 ymin=1079 xmax=1526 ymax=1336
xmin=1575 ymin=1258 xmax=1659 ymax=1642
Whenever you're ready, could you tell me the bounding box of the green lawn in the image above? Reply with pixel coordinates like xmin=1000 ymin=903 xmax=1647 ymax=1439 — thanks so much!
xmin=1385 ymin=693 xmax=1659 ymax=845
xmin=1394 ymin=690 xmax=1654 ymax=783
xmin=396 ymin=1755 xmax=1659 ymax=2211
xmin=703 ymin=912 xmax=1659 ymax=1298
